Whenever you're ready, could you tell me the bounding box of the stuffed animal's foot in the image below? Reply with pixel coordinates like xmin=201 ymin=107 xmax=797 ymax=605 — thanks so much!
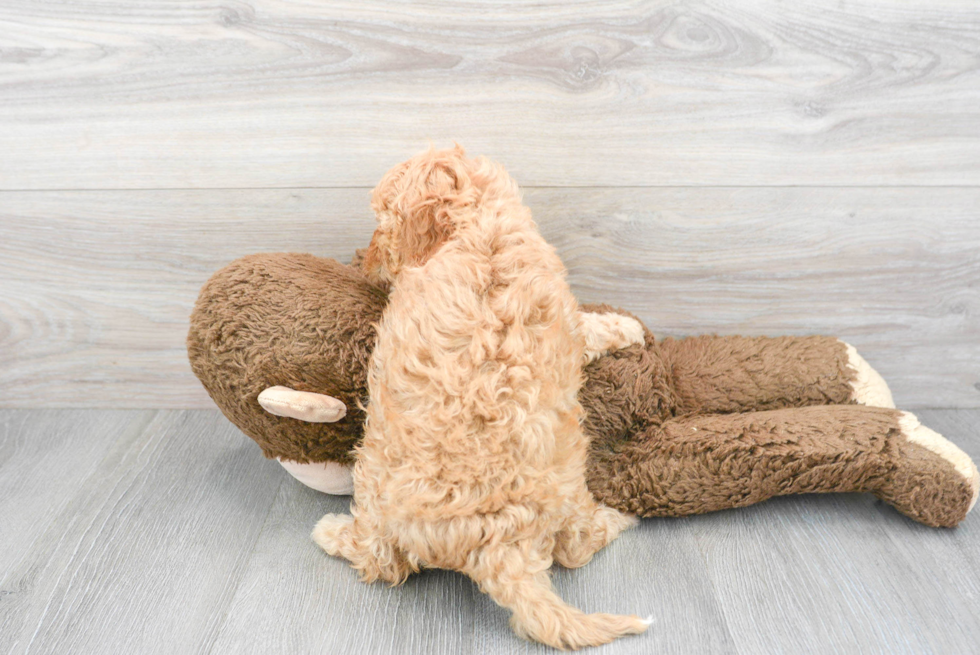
xmin=842 ymin=342 xmax=895 ymax=408
xmin=278 ymin=458 xmax=354 ymax=494
xmin=580 ymin=312 xmax=646 ymax=363
xmin=877 ymin=412 xmax=979 ymax=527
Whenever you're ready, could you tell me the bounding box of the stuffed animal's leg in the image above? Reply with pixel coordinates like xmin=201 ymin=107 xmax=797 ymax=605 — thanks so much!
xmin=880 ymin=412 xmax=979 ymax=526
xmin=587 ymin=405 xmax=978 ymax=528
xmin=658 ymin=335 xmax=893 ymax=414
xmin=553 ymin=486 xmax=637 ymax=569
xmin=312 ymin=513 xmax=417 ymax=584
xmin=578 ymin=311 xmax=646 ymax=363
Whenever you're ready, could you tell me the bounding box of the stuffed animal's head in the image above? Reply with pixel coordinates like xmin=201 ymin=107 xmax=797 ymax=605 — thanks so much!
xmin=188 ymin=253 xmax=388 ymax=466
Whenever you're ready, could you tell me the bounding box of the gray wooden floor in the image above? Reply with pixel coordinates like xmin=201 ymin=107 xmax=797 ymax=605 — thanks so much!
xmin=2 ymin=408 xmax=979 ymax=654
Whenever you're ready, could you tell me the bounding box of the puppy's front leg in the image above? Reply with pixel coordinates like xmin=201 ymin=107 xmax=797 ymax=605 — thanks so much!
xmin=578 ymin=312 xmax=646 ymax=363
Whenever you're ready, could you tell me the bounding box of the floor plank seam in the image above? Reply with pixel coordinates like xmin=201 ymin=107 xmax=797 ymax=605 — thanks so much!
xmin=19 ymin=410 xmax=161 ymax=655
xmin=3 ymin=184 xmax=980 ymax=193
xmin=689 ymin=524 xmax=740 ymax=655
xmin=200 ymin=473 xmax=287 ymax=655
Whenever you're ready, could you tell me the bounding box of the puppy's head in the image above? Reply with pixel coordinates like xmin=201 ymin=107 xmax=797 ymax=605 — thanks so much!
xmin=364 ymin=145 xmax=505 ymax=283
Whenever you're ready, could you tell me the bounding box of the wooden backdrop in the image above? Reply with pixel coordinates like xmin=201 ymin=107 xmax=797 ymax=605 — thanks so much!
xmin=1 ymin=0 xmax=978 ymax=408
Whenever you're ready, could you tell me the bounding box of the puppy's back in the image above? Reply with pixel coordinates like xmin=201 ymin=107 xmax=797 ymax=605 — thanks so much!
xmin=363 ymin=220 xmax=584 ymax=514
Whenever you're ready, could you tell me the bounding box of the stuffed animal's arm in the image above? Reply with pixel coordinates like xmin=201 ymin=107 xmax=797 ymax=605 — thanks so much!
xmin=658 ymin=335 xmax=894 ymax=414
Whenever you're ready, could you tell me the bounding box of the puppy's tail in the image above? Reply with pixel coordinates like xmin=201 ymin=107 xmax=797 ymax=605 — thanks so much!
xmin=466 ymin=549 xmax=650 ymax=650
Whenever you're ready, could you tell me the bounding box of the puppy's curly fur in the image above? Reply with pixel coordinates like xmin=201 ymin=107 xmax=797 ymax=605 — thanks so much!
xmin=313 ymin=147 xmax=649 ymax=649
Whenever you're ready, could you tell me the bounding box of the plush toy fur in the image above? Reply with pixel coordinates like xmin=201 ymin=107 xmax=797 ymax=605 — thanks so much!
xmin=188 ymin=254 xmax=382 ymax=467
xmin=188 ymin=251 xmax=978 ymax=529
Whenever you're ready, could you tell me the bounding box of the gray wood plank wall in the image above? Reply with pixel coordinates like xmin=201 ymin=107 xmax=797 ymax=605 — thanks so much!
xmin=1 ymin=1 xmax=978 ymax=409
xmin=2 ymin=0 xmax=979 ymax=188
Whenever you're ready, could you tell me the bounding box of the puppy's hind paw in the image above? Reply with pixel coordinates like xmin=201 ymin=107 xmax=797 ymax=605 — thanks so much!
xmin=580 ymin=312 xmax=647 ymax=362
xmin=311 ymin=513 xmax=354 ymax=557
xmin=614 ymin=315 xmax=646 ymax=349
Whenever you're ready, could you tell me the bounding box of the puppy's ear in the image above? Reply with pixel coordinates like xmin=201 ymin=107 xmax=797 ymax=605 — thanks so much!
xmin=398 ymin=192 xmax=457 ymax=267
xmin=361 ymin=228 xmax=390 ymax=283
xmin=394 ymin=147 xmax=477 ymax=266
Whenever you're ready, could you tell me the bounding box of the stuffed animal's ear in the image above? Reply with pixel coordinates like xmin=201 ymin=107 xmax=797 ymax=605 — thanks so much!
xmin=258 ymin=386 xmax=347 ymax=422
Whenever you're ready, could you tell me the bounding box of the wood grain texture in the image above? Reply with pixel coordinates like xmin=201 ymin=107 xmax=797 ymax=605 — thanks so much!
xmin=2 ymin=409 xmax=979 ymax=653
xmin=1 ymin=187 xmax=977 ymax=409
xmin=209 ymin=481 xmax=475 ymax=655
xmin=0 ymin=410 xmax=154 ymax=582
xmin=694 ymin=407 xmax=980 ymax=654
xmin=469 ymin=518 xmax=737 ymax=655
xmin=0 ymin=410 xmax=283 ymax=655
xmin=1 ymin=0 xmax=979 ymax=189
xmin=917 ymin=409 xmax=980 ymax=591
xmin=3 ymin=0 xmax=978 ymax=649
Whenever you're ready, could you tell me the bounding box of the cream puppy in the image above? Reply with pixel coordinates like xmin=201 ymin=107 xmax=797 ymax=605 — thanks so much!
xmin=313 ymin=147 xmax=649 ymax=650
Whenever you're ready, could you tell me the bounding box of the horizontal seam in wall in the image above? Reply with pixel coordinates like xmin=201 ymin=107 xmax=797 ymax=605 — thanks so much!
xmin=1 ymin=185 xmax=980 ymax=193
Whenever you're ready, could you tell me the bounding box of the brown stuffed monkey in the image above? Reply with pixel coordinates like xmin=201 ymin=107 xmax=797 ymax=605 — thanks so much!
xmin=187 ymin=251 xmax=978 ymax=528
